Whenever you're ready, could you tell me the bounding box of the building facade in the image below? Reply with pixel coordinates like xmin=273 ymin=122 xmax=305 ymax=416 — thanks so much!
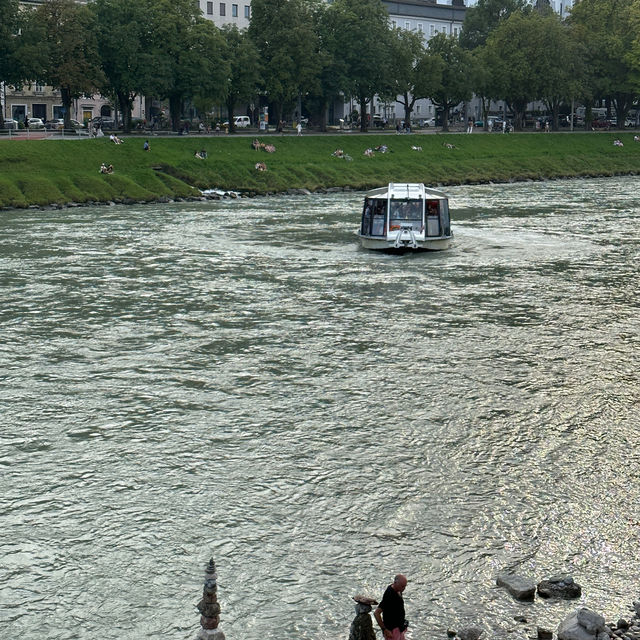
xmin=197 ymin=0 xmax=251 ymax=28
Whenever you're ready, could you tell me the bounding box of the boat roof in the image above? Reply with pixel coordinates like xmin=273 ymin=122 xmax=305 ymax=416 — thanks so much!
xmin=365 ymin=182 xmax=448 ymax=200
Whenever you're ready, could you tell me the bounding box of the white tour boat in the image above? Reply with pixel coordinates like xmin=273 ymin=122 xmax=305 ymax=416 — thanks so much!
xmin=358 ymin=182 xmax=453 ymax=251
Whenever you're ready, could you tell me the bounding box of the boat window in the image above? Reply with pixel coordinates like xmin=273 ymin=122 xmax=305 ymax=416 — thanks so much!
xmin=426 ymin=199 xmax=441 ymax=237
xmin=440 ymin=199 xmax=450 ymax=236
xmin=361 ymin=199 xmax=372 ymax=235
xmin=367 ymin=199 xmax=386 ymax=236
xmin=389 ymin=199 xmax=423 ymax=232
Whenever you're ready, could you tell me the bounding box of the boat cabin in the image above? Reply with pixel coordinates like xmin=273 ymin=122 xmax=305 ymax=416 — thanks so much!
xmin=359 ymin=183 xmax=452 ymax=251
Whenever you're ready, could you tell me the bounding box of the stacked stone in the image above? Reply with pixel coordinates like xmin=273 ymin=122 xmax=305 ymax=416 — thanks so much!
xmin=196 ymin=558 xmax=224 ymax=640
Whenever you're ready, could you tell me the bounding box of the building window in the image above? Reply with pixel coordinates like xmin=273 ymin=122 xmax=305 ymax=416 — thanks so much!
xmin=207 ymin=1 xmax=213 ymax=13
xmin=417 ymin=23 xmax=423 ymax=32
xmin=391 ymin=19 xmax=397 ymax=27
xmin=453 ymin=26 xmax=458 ymax=36
xmin=244 ymin=5 xmax=250 ymax=17
xmin=232 ymin=3 xmax=237 ymax=16
xmin=35 ymin=82 xmax=45 ymax=93
xmin=430 ymin=24 xmax=435 ymax=35
xmin=404 ymin=21 xmax=410 ymax=30
xmin=220 ymin=2 xmax=225 ymax=15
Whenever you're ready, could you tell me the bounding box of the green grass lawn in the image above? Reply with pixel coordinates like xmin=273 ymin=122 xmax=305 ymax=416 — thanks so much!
xmin=1 ymin=131 xmax=639 ymax=209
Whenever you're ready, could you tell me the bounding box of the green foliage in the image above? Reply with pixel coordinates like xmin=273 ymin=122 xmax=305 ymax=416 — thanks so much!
xmin=484 ymin=10 xmax=552 ymax=128
xmin=460 ymin=0 xmax=526 ymax=49
xmin=221 ymin=26 xmax=262 ymax=131
xmin=90 ymin=0 xmax=159 ymax=132
xmin=248 ymin=0 xmax=321 ymax=121
xmin=323 ymin=0 xmax=392 ymax=130
xmin=569 ymin=0 xmax=637 ymax=124
xmin=427 ymin=34 xmax=473 ymax=131
xmin=33 ymin=0 xmax=105 ymax=124
xmin=148 ymin=0 xmax=230 ymax=130
xmin=382 ymin=29 xmax=443 ymax=126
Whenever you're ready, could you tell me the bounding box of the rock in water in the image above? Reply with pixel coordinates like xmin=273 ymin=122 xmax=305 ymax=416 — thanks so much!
xmin=496 ymin=574 xmax=536 ymax=601
xmin=537 ymin=575 xmax=582 ymax=599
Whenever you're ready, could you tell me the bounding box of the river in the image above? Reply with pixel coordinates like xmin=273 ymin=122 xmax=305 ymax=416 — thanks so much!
xmin=1 ymin=177 xmax=639 ymax=639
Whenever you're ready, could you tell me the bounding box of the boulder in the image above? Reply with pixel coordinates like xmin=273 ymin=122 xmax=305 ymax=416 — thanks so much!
xmin=537 ymin=575 xmax=582 ymax=599
xmin=558 ymin=608 xmax=607 ymax=640
xmin=496 ymin=574 xmax=536 ymax=601
xmin=577 ymin=609 xmax=605 ymax=634
xmin=457 ymin=626 xmax=484 ymax=640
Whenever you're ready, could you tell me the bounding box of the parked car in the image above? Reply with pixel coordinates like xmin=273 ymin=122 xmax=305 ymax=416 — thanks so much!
xmin=591 ymin=118 xmax=611 ymax=129
xmin=421 ymin=117 xmax=436 ymax=127
xmin=223 ymin=115 xmax=251 ymax=128
xmin=2 ymin=118 xmax=19 ymax=130
xmin=27 ymin=117 xmax=45 ymax=129
xmin=46 ymin=118 xmax=84 ymax=130
xmin=91 ymin=117 xmax=117 ymax=130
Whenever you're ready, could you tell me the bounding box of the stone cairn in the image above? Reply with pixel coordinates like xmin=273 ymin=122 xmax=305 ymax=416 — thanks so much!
xmin=196 ymin=558 xmax=224 ymax=640
xmin=349 ymin=594 xmax=378 ymax=640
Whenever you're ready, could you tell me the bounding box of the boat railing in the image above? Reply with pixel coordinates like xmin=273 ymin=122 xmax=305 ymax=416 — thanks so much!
xmin=393 ymin=226 xmax=419 ymax=249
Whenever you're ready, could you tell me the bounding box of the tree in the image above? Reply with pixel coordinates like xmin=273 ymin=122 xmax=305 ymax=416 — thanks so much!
xmin=306 ymin=0 xmax=349 ymax=131
xmin=381 ymin=28 xmax=444 ymax=129
xmin=483 ymin=10 xmax=546 ymax=130
xmin=325 ymin=0 xmax=392 ymax=131
xmin=33 ymin=0 xmax=104 ymax=129
xmin=426 ymin=34 xmax=473 ymax=132
xmin=90 ymin=0 xmax=160 ymax=132
xmin=537 ymin=15 xmax=585 ymax=130
xmin=220 ymin=26 xmax=261 ymax=132
xmin=148 ymin=0 xmax=229 ymax=131
xmin=248 ymin=0 xmax=321 ymax=126
xmin=0 ymin=0 xmax=27 ymax=126
xmin=459 ymin=0 xmax=526 ymax=50
xmin=570 ymin=0 xmax=637 ymax=128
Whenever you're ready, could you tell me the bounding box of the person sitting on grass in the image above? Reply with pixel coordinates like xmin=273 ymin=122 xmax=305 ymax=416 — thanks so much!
xmin=411 ymin=145 xmax=422 ymax=151
xmin=364 ymin=148 xmax=374 ymax=157
xmin=99 ymin=162 xmax=108 ymax=174
xmin=143 ymin=140 xmax=150 ymax=151
xmin=195 ymin=149 xmax=208 ymax=159
xmin=255 ymin=161 xmax=267 ymax=171
xmin=613 ymin=138 xmax=624 ymax=147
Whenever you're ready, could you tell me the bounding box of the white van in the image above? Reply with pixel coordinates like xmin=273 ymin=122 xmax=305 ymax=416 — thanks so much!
xmin=233 ymin=116 xmax=250 ymax=128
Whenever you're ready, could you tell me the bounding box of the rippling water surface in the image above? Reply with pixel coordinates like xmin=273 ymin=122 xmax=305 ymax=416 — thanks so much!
xmin=1 ymin=177 xmax=640 ymax=639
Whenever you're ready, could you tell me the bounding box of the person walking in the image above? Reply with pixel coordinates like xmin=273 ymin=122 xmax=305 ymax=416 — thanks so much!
xmin=373 ymin=574 xmax=408 ymax=640
xmin=467 ymin=118 xmax=473 ymax=134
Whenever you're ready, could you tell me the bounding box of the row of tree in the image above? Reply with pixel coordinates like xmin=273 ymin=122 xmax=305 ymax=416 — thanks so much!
xmin=0 ymin=0 xmax=638 ymax=133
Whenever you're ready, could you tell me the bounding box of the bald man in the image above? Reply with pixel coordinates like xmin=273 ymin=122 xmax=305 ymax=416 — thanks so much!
xmin=373 ymin=574 xmax=408 ymax=640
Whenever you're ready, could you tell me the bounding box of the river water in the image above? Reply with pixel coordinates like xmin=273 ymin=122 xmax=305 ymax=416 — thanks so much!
xmin=1 ymin=177 xmax=639 ymax=640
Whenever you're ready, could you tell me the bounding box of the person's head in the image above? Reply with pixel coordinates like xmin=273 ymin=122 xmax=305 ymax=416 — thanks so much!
xmin=392 ymin=574 xmax=407 ymax=593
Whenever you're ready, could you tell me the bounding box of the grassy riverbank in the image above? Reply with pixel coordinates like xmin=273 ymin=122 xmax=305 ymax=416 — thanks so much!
xmin=1 ymin=131 xmax=640 ymax=208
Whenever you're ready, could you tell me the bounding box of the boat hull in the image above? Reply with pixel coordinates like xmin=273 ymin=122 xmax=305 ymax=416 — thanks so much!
xmin=359 ymin=234 xmax=453 ymax=251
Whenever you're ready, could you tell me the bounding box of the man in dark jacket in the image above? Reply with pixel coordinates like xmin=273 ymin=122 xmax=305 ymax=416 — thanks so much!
xmin=373 ymin=574 xmax=408 ymax=640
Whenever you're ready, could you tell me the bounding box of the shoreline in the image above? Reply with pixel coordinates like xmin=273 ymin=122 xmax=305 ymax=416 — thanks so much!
xmin=1 ymin=133 xmax=639 ymax=211
xmin=3 ymin=169 xmax=638 ymax=215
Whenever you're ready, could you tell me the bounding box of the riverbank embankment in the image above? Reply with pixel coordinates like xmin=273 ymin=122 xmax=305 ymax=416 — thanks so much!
xmin=1 ymin=131 xmax=639 ymax=209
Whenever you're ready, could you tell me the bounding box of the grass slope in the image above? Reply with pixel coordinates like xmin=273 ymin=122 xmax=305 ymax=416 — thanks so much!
xmin=1 ymin=132 xmax=639 ymax=208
